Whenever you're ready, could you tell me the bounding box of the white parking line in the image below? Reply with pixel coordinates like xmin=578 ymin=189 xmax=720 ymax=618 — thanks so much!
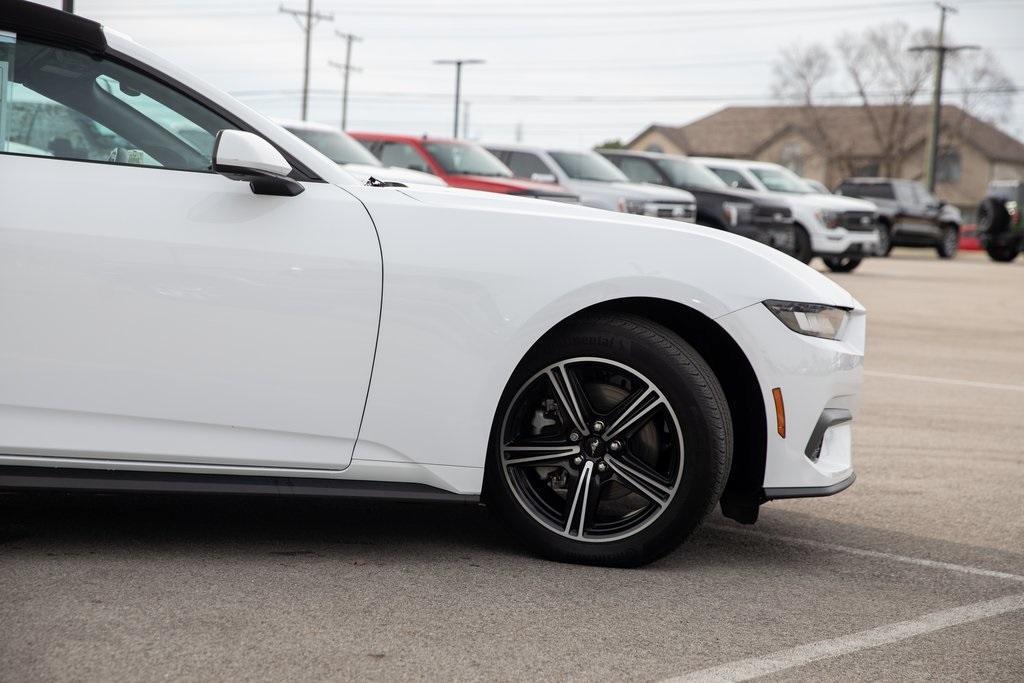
xmin=710 ymin=525 xmax=1024 ymax=584
xmin=663 ymin=593 xmax=1024 ymax=683
xmin=865 ymin=370 xmax=1024 ymax=393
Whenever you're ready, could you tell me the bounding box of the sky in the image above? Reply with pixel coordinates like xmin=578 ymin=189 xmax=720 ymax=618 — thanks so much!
xmin=36 ymin=0 xmax=1024 ymax=148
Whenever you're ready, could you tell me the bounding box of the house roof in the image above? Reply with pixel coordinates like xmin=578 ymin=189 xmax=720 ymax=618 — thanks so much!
xmin=630 ymin=104 xmax=1024 ymax=164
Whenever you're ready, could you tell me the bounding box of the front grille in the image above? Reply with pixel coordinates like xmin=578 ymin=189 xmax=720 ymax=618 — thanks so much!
xmin=753 ymin=205 xmax=793 ymax=224
xmin=842 ymin=211 xmax=877 ymax=232
xmin=647 ymin=202 xmax=697 ymax=221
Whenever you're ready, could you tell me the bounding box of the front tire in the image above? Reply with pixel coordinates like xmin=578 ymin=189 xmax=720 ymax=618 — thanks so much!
xmin=937 ymin=224 xmax=959 ymax=259
xmin=792 ymin=225 xmax=813 ymax=264
xmin=823 ymin=255 xmax=863 ymax=272
xmin=876 ymin=222 xmax=893 ymax=257
xmin=485 ymin=314 xmax=732 ymax=567
xmin=986 ymin=242 xmax=1021 ymax=262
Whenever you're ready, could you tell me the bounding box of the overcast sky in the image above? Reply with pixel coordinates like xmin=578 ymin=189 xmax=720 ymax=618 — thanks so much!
xmin=39 ymin=0 xmax=1024 ymax=148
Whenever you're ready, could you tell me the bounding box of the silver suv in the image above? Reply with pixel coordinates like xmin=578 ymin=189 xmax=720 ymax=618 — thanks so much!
xmin=487 ymin=144 xmax=697 ymax=222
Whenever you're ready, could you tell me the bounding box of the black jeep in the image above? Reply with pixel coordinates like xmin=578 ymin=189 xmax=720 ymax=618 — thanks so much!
xmin=976 ymin=180 xmax=1023 ymax=263
xmin=836 ymin=177 xmax=963 ymax=259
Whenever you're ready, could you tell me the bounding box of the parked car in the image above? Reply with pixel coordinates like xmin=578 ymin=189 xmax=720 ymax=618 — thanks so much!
xmin=278 ymin=120 xmax=446 ymax=187
xmin=598 ymin=149 xmax=795 ymax=254
xmin=0 ymin=0 xmax=865 ymax=567
xmin=975 ymin=180 xmax=1023 ymax=262
xmin=351 ymin=132 xmax=578 ymax=202
xmin=486 ymin=143 xmax=698 ymax=222
xmin=696 ymin=158 xmax=882 ymax=272
xmin=836 ymin=178 xmax=962 ymax=259
xmin=802 ymin=178 xmax=831 ymax=194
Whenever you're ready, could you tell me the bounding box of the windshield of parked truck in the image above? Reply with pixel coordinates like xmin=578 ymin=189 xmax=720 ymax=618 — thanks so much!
xmin=425 ymin=142 xmax=512 ymax=177
xmin=550 ymin=151 xmax=628 ymax=182
xmin=655 ymin=157 xmax=728 ymax=190
xmin=749 ymin=166 xmax=815 ymax=194
xmin=286 ymin=127 xmax=382 ymax=166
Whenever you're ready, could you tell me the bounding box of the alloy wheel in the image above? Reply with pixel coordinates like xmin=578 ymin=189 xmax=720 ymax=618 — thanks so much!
xmin=499 ymin=357 xmax=684 ymax=543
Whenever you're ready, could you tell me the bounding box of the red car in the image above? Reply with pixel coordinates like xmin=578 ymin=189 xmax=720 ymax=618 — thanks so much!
xmin=351 ymin=133 xmax=578 ymax=202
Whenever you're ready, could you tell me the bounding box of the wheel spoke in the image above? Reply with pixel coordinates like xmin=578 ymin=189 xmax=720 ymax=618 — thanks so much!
xmin=563 ymin=460 xmax=597 ymax=537
xmin=603 ymin=387 xmax=665 ymax=441
xmin=502 ymin=444 xmax=581 ymax=466
xmin=547 ymin=363 xmax=590 ymax=436
xmin=605 ymin=455 xmax=672 ymax=507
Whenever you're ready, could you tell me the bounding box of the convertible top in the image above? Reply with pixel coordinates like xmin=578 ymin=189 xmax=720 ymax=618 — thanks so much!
xmin=2 ymin=0 xmax=107 ymax=54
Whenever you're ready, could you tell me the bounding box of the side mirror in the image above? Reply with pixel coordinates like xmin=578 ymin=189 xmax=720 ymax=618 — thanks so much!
xmin=530 ymin=172 xmax=557 ymax=183
xmin=212 ymin=130 xmax=303 ymax=196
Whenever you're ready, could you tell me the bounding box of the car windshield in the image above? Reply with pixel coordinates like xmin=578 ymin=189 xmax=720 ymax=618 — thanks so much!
xmin=749 ymin=166 xmax=815 ymax=194
xmin=286 ymin=127 xmax=381 ymax=166
xmin=424 ymin=142 xmax=512 ymax=177
xmin=549 ymin=151 xmax=628 ymax=182
xmin=654 ymin=157 xmax=728 ymax=190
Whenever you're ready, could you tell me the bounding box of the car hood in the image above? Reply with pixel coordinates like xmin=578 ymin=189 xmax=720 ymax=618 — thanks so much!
xmin=454 ymin=174 xmax=574 ymax=196
xmin=343 ymin=163 xmax=448 ymax=187
xmin=569 ymin=179 xmax=696 ymax=202
xmin=783 ymin=193 xmax=878 ymax=213
xmin=380 ymin=184 xmax=860 ymax=314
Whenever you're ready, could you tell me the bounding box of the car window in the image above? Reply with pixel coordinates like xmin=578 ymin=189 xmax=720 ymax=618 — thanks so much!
xmin=377 ymin=141 xmax=433 ymax=173
xmin=839 ymin=182 xmax=895 ymax=200
xmin=0 ymin=34 xmax=234 ymax=171
xmin=653 ymin=157 xmax=727 ymax=190
xmin=612 ymin=156 xmax=664 ymax=184
xmin=502 ymin=151 xmax=552 ymax=179
xmin=286 ymin=127 xmax=381 ymax=166
xmin=911 ymin=182 xmax=937 ymax=206
xmin=548 ymin=151 xmax=628 ymax=182
xmin=893 ymin=182 xmax=917 ymax=205
xmin=709 ymin=166 xmax=755 ymax=190
xmin=424 ymin=142 xmax=512 ymax=177
xmin=748 ymin=166 xmax=814 ymax=194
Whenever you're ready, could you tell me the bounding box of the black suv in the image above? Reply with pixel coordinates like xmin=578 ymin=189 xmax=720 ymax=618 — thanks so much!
xmin=836 ymin=177 xmax=962 ymax=258
xmin=599 ymin=150 xmax=795 ymax=255
xmin=976 ymin=180 xmax=1023 ymax=262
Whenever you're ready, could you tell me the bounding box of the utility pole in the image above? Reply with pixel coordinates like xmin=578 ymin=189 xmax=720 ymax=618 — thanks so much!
xmin=280 ymin=0 xmax=334 ymax=121
xmin=434 ymin=59 xmax=484 ymax=138
xmin=462 ymin=101 xmax=471 ymax=139
xmin=910 ymin=3 xmax=978 ymax=192
xmin=62 ymin=0 xmax=73 ymax=12
xmin=328 ymin=31 xmax=362 ymax=130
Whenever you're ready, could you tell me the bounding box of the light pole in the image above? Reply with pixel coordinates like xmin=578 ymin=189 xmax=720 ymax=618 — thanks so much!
xmin=329 ymin=31 xmax=361 ymax=130
xmin=280 ymin=0 xmax=334 ymax=121
xmin=910 ymin=3 xmax=978 ymax=192
xmin=62 ymin=0 xmax=73 ymax=12
xmin=434 ymin=59 xmax=484 ymax=138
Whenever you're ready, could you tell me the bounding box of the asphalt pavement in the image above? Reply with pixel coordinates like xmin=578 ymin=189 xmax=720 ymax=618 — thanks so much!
xmin=2 ymin=249 xmax=1022 ymax=682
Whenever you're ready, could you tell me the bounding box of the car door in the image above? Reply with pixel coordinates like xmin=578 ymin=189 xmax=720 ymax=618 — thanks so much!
xmin=894 ymin=181 xmax=938 ymax=240
xmin=0 ymin=33 xmax=381 ymax=471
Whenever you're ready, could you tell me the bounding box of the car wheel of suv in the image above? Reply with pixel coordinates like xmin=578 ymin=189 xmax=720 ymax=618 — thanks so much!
xmin=985 ymin=243 xmax=1021 ymax=263
xmin=876 ymin=223 xmax=893 ymax=257
xmin=823 ymin=256 xmax=862 ymax=273
xmin=485 ymin=314 xmax=732 ymax=567
xmin=793 ymin=225 xmax=813 ymax=264
xmin=936 ymin=224 xmax=959 ymax=259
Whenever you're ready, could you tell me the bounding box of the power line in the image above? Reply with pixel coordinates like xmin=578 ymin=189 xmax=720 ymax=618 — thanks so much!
xmin=278 ymin=0 xmax=334 ymax=121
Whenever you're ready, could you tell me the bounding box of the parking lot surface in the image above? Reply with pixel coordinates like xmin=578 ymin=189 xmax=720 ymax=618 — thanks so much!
xmin=2 ymin=250 xmax=1022 ymax=682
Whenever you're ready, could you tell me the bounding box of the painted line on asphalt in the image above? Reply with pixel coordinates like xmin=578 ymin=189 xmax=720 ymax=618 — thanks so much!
xmin=865 ymin=370 xmax=1024 ymax=393
xmin=663 ymin=593 xmax=1024 ymax=683
xmin=710 ymin=525 xmax=1024 ymax=584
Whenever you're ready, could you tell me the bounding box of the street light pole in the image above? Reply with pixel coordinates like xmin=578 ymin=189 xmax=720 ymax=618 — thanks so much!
xmin=62 ymin=0 xmax=73 ymax=12
xmin=434 ymin=59 xmax=484 ymax=138
xmin=329 ymin=31 xmax=361 ymax=130
xmin=910 ymin=3 xmax=979 ymax=192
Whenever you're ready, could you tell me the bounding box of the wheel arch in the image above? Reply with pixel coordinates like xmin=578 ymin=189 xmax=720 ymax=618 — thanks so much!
xmin=483 ymin=296 xmax=767 ymax=523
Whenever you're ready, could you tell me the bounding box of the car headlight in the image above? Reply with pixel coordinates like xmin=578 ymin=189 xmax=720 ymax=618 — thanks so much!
xmin=722 ymin=202 xmax=753 ymax=227
xmin=763 ymin=300 xmax=850 ymax=340
xmin=815 ymin=209 xmax=842 ymax=229
xmin=616 ymin=198 xmax=647 ymax=214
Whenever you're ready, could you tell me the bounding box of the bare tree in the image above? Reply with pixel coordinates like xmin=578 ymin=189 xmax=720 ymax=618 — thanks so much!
xmin=770 ymin=21 xmax=1016 ymax=178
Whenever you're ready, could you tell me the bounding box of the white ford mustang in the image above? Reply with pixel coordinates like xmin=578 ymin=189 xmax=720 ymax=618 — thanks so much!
xmin=0 ymin=1 xmax=863 ymax=566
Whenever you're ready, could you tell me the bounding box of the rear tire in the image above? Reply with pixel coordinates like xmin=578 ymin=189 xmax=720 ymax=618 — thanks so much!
xmin=485 ymin=314 xmax=732 ymax=567
xmin=823 ymin=255 xmax=863 ymax=272
xmin=876 ymin=222 xmax=893 ymax=257
xmin=936 ymin=224 xmax=959 ymax=259
xmin=985 ymin=243 xmax=1021 ymax=262
xmin=792 ymin=225 xmax=813 ymax=264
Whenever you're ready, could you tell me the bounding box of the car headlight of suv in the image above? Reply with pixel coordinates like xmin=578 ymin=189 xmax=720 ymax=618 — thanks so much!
xmin=815 ymin=209 xmax=842 ymax=229
xmin=722 ymin=202 xmax=754 ymax=227
xmin=617 ymin=198 xmax=647 ymax=214
xmin=763 ymin=300 xmax=850 ymax=340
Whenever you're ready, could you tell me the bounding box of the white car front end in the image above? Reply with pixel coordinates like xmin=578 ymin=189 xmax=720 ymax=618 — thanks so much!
xmin=788 ymin=193 xmax=882 ymax=257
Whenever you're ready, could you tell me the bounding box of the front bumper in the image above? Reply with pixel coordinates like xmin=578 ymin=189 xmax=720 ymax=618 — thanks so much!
xmin=811 ymin=226 xmax=881 ymax=256
xmin=734 ymin=222 xmax=795 ymax=254
xmin=716 ymin=301 xmax=865 ymax=495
